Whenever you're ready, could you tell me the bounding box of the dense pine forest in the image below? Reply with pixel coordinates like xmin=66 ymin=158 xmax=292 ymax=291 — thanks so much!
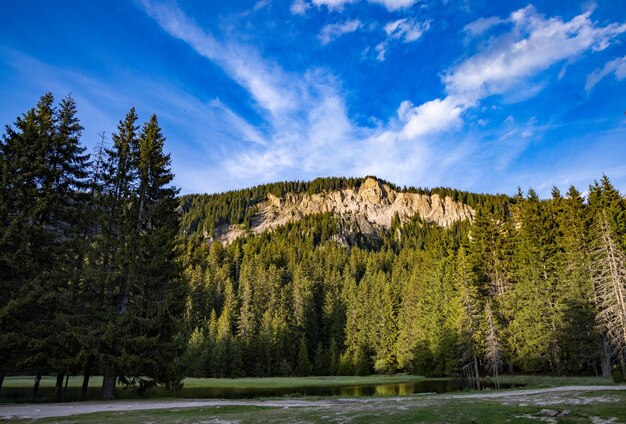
xmin=1 ymin=94 xmax=626 ymax=402
xmin=179 ymin=181 xmax=626 ymax=381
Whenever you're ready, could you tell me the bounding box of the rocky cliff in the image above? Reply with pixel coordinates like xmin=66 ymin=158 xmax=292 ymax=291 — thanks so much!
xmin=211 ymin=177 xmax=474 ymax=244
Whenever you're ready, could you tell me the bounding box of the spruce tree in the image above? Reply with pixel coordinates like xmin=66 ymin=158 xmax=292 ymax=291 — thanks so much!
xmin=96 ymin=107 xmax=140 ymax=399
xmin=127 ymin=114 xmax=186 ymax=388
xmin=0 ymin=93 xmax=89 ymax=397
xmin=554 ymin=186 xmax=599 ymax=373
xmin=453 ymin=248 xmax=481 ymax=388
xmin=507 ymin=189 xmax=560 ymax=372
xmin=296 ymin=336 xmax=311 ymax=376
xmin=95 ymin=111 xmax=185 ymax=398
xmin=0 ymin=103 xmax=41 ymax=391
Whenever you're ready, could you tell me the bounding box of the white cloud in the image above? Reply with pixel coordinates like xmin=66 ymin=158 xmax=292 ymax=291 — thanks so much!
xmin=586 ymin=55 xmax=626 ymax=92
xmin=141 ymin=0 xmax=301 ymax=116
xmin=463 ymin=16 xmax=505 ymax=36
xmin=369 ymin=0 xmax=417 ymax=11
xmin=139 ymin=1 xmax=626 ymax=194
xmin=295 ymin=0 xmax=417 ymax=13
xmin=399 ymin=97 xmax=464 ymax=139
xmin=444 ymin=5 xmax=626 ymax=102
xmin=290 ymin=0 xmax=311 ymax=15
xmin=373 ymin=18 xmax=430 ymax=61
xmin=374 ymin=42 xmax=386 ymax=61
xmin=141 ymin=0 xmax=370 ymax=186
xmin=384 ymin=18 xmax=430 ymax=43
xmin=254 ymin=0 xmax=270 ymax=10
xmin=374 ymin=5 xmax=626 ymax=163
xmin=318 ymin=19 xmax=363 ymax=45
xmin=311 ymin=0 xmax=357 ymax=10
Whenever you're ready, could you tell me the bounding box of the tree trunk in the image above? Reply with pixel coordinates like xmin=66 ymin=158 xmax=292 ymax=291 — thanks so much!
xmin=64 ymin=374 xmax=69 ymax=393
xmin=33 ymin=370 xmax=42 ymax=399
xmin=80 ymin=356 xmax=92 ymax=401
xmin=101 ymin=363 xmax=116 ymax=400
xmin=600 ymin=339 xmax=612 ymax=377
xmin=473 ymin=353 xmax=481 ymax=390
xmin=0 ymin=370 xmax=5 ymax=394
xmin=54 ymin=373 xmax=65 ymax=402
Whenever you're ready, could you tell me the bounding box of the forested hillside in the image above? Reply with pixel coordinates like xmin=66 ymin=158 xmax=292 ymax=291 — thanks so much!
xmin=178 ymin=180 xmax=626 ymax=381
xmin=179 ymin=176 xmax=509 ymax=237
xmin=1 ymin=93 xmax=626 ymax=403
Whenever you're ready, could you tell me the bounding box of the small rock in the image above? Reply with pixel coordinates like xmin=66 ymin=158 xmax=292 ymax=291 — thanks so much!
xmin=540 ymin=409 xmax=559 ymax=417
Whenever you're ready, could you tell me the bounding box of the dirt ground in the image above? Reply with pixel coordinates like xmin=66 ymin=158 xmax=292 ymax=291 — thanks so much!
xmin=1 ymin=385 xmax=625 ymax=421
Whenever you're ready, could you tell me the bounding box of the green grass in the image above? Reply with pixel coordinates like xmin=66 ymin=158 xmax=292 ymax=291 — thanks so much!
xmin=1 ymin=374 xmax=617 ymax=404
xmin=2 ymin=374 xmax=430 ymax=390
xmin=2 ymin=374 xmax=611 ymax=390
xmin=2 ymin=376 xmax=102 ymax=389
xmin=490 ymin=374 xmax=615 ymax=388
xmin=181 ymin=374 xmax=436 ymax=389
xmin=22 ymin=390 xmax=626 ymax=423
xmin=1 ymin=374 xmax=443 ymax=403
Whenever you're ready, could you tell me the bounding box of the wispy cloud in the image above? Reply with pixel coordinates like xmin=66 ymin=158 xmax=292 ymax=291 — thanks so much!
xmin=360 ymin=6 xmax=626 ymax=187
xmin=374 ymin=18 xmax=430 ymax=61
xmin=445 ymin=5 xmax=626 ymax=102
xmin=292 ymin=0 xmax=418 ymax=13
xmin=367 ymin=0 xmax=418 ymax=11
xmin=463 ymin=16 xmax=505 ymax=36
xmin=290 ymin=0 xmax=311 ymax=16
xmin=585 ymin=55 xmax=626 ymax=92
xmin=140 ymin=0 xmax=367 ymax=186
xmin=374 ymin=42 xmax=387 ymax=61
xmin=318 ymin=19 xmax=363 ymax=45
xmin=141 ymin=0 xmax=302 ymax=116
xmin=311 ymin=0 xmax=357 ymax=11
xmin=139 ymin=1 xmax=626 ymax=194
xmin=0 ymin=47 xmax=270 ymax=194
xmin=390 ymin=5 xmax=626 ymax=145
xmin=384 ymin=18 xmax=430 ymax=42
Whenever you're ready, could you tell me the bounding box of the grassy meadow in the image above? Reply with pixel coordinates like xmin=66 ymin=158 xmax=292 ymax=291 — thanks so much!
xmin=18 ymin=389 xmax=626 ymax=424
xmin=0 ymin=374 xmax=617 ymax=404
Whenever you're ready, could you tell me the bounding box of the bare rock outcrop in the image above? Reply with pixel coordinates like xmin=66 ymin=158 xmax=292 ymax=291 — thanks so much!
xmin=216 ymin=177 xmax=474 ymax=244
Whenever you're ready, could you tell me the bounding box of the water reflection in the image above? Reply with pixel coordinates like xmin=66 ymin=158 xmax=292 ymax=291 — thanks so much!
xmin=179 ymin=380 xmax=521 ymax=399
xmin=1 ymin=379 xmax=522 ymax=402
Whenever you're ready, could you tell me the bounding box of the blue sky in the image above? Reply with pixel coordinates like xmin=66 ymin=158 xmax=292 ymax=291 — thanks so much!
xmin=1 ymin=0 xmax=626 ymax=196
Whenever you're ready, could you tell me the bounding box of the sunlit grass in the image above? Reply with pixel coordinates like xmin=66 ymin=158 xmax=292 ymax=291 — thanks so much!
xmin=491 ymin=374 xmax=615 ymax=388
xmin=181 ymin=374 xmax=435 ymax=389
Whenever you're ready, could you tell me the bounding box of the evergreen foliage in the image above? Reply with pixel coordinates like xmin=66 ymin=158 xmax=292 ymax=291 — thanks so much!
xmin=179 ymin=176 xmax=510 ymax=237
xmin=0 ymin=94 xmax=185 ymax=399
xmin=177 ymin=176 xmax=626 ymax=379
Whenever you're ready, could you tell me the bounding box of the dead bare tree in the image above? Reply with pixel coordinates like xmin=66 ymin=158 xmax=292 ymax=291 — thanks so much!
xmin=591 ymin=211 xmax=626 ymax=370
xmin=484 ymin=300 xmax=504 ymax=389
xmin=457 ymin=248 xmax=481 ymax=390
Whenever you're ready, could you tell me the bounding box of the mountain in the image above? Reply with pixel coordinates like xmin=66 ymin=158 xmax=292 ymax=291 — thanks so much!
xmin=181 ymin=177 xmax=478 ymax=245
xmin=175 ymin=175 xmax=626 ymax=380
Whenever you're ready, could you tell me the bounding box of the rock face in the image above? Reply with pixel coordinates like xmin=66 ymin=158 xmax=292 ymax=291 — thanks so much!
xmin=215 ymin=177 xmax=474 ymax=244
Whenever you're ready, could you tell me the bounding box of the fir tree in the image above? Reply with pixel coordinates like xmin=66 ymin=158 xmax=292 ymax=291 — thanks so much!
xmin=95 ymin=111 xmax=185 ymax=398
xmin=0 ymin=93 xmax=89 ymax=398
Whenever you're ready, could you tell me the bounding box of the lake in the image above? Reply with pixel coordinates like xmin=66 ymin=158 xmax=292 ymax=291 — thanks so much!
xmin=1 ymin=378 xmax=522 ymax=402
xmin=179 ymin=379 xmax=521 ymax=398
